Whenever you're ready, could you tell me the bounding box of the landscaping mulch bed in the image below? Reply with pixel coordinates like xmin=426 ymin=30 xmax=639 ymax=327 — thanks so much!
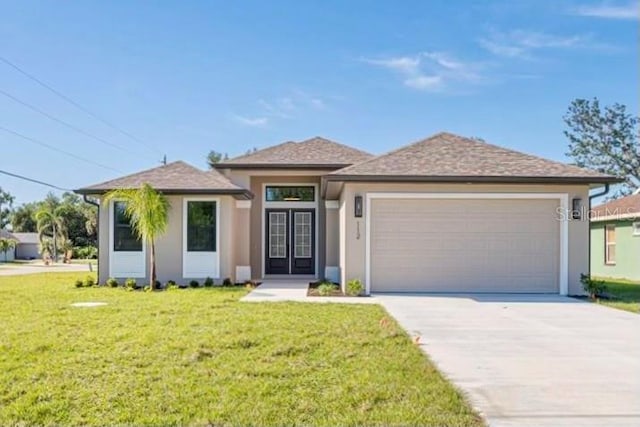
xmin=307 ymin=281 xmax=349 ymax=297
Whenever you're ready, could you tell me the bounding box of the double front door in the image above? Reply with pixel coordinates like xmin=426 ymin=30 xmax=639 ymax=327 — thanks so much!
xmin=265 ymin=209 xmax=315 ymax=275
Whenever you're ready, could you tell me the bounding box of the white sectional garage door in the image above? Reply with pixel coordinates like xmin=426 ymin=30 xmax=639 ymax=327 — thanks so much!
xmin=370 ymin=198 xmax=560 ymax=293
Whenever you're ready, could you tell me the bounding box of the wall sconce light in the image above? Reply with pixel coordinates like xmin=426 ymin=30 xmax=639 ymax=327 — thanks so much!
xmin=572 ymin=197 xmax=582 ymax=220
xmin=354 ymin=195 xmax=363 ymax=218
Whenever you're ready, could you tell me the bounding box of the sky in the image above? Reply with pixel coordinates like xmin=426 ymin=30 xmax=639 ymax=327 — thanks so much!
xmin=0 ymin=0 xmax=638 ymax=205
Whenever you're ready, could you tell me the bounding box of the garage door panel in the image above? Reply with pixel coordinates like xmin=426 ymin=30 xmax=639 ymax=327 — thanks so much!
xmin=370 ymin=198 xmax=560 ymax=293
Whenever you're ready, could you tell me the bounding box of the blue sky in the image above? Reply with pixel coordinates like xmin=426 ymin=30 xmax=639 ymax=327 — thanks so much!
xmin=0 ymin=0 xmax=638 ymax=204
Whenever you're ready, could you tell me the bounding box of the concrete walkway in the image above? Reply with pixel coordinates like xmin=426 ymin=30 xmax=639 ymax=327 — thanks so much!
xmin=241 ymin=279 xmax=377 ymax=303
xmin=376 ymin=293 xmax=640 ymax=427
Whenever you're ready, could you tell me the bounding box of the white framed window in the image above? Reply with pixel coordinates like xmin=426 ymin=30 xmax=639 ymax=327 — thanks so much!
xmin=605 ymin=224 xmax=616 ymax=265
xmin=633 ymin=222 xmax=640 ymax=236
xmin=183 ymin=197 xmax=220 ymax=278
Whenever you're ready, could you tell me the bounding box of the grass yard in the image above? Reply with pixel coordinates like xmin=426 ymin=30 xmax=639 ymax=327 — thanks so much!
xmin=596 ymin=278 xmax=640 ymax=314
xmin=0 ymin=272 xmax=482 ymax=426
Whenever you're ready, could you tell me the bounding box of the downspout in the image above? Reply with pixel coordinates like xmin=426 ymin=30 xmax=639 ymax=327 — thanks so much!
xmin=83 ymin=195 xmax=100 ymax=283
xmin=587 ymin=183 xmax=610 ymax=278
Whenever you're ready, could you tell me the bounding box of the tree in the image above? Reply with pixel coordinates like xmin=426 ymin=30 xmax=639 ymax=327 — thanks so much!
xmin=104 ymin=184 xmax=170 ymax=290
xmin=0 ymin=237 xmax=17 ymax=261
xmin=35 ymin=194 xmax=67 ymax=262
xmin=0 ymin=187 xmax=14 ymax=229
xmin=564 ymin=98 xmax=639 ymax=195
xmin=206 ymin=150 xmax=229 ymax=169
xmin=10 ymin=202 xmax=37 ymax=232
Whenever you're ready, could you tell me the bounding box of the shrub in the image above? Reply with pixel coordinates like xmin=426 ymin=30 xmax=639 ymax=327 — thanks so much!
xmin=72 ymin=246 xmax=98 ymax=259
xmin=580 ymin=273 xmax=607 ymax=299
xmin=166 ymin=280 xmax=178 ymax=291
xmin=74 ymin=279 xmax=84 ymax=288
xmin=106 ymin=278 xmax=119 ymax=288
xmin=204 ymin=277 xmax=214 ymax=287
xmin=346 ymin=278 xmax=364 ymax=296
xmin=125 ymin=278 xmax=137 ymax=290
xmin=222 ymin=277 xmax=233 ymax=286
xmin=154 ymin=280 xmax=162 ymax=289
xmin=189 ymin=280 xmax=200 ymax=288
xmin=83 ymin=275 xmax=96 ymax=288
xmin=244 ymin=280 xmax=258 ymax=289
xmin=317 ymin=283 xmax=337 ymax=296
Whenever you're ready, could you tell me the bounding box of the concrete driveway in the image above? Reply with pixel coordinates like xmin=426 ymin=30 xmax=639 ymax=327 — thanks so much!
xmin=376 ymin=293 xmax=640 ymax=427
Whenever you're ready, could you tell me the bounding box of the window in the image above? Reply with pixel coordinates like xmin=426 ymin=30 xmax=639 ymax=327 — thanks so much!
xmin=113 ymin=202 xmax=142 ymax=252
xmin=294 ymin=212 xmax=312 ymax=258
xmin=633 ymin=222 xmax=640 ymax=236
xmin=265 ymin=186 xmax=314 ymax=202
xmin=268 ymin=212 xmax=287 ymax=258
xmin=605 ymin=224 xmax=616 ymax=265
xmin=187 ymin=201 xmax=217 ymax=252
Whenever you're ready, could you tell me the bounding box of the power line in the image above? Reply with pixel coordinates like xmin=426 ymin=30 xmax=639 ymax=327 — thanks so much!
xmin=0 ymin=55 xmax=161 ymax=156
xmin=0 ymin=87 xmax=134 ymax=153
xmin=0 ymin=169 xmax=71 ymax=191
xmin=0 ymin=124 xmax=122 ymax=173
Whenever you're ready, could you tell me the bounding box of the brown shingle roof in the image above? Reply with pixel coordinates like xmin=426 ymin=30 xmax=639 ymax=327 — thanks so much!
xmin=76 ymin=161 xmax=251 ymax=198
xmin=329 ymin=132 xmax=619 ymax=183
xmin=216 ymin=136 xmax=373 ymax=168
xmin=591 ymin=193 xmax=640 ymax=222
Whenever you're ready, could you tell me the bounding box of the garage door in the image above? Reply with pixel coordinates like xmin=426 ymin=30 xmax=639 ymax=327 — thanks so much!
xmin=370 ymin=198 xmax=560 ymax=293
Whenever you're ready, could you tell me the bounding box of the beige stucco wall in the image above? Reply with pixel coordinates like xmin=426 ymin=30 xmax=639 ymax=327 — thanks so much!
xmin=98 ymin=194 xmax=237 ymax=285
xmin=338 ymin=182 xmax=590 ymax=295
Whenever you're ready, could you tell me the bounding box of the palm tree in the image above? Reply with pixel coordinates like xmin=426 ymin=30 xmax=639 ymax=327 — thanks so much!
xmin=0 ymin=237 xmax=17 ymax=262
xmin=35 ymin=197 xmax=67 ymax=263
xmin=104 ymin=184 xmax=169 ymax=290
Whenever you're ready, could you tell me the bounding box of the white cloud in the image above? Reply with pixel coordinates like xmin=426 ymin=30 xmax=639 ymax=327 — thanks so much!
xmin=479 ymin=29 xmax=591 ymax=59
xmin=232 ymin=115 xmax=268 ymax=127
xmin=362 ymin=52 xmax=483 ymax=92
xmin=574 ymin=2 xmax=639 ymax=19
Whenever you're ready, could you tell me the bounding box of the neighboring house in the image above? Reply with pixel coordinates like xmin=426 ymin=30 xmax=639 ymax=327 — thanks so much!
xmin=590 ymin=193 xmax=640 ymax=281
xmin=0 ymin=231 xmax=39 ymax=261
xmin=76 ymin=132 xmax=619 ymax=295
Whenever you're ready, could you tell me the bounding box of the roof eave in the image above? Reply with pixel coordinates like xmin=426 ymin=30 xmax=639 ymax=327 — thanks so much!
xmin=590 ymin=212 xmax=640 ymax=222
xmin=324 ymin=175 xmax=623 ymax=184
xmin=74 ymin=188 xmax=254 ymax=200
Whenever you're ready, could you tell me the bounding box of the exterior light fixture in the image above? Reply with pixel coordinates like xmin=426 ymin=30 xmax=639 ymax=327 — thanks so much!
xmin=571 ymin=197 xmax=582 ymax=220
xmin=354 ymin=195 xmax=363 ymax=218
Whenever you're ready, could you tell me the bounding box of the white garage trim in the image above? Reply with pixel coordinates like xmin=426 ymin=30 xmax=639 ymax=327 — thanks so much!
xmin=365 ymin=193 xmax=569 ymax=295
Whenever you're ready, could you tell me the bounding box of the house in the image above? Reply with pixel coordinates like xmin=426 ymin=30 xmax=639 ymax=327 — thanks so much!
xmin=76 ymin=132 xmax=619 ymax=295
xmin=590 ymin=193 xmax=640 ymax=281
xmin=0 ymin=230 xmax=39 ymax=261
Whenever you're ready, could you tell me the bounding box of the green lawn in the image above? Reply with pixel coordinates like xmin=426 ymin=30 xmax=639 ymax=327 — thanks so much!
xmin=596 ymin=278 xmax=640 ymax=314
xmin=0 ymin=272 xmax=482 ymax=426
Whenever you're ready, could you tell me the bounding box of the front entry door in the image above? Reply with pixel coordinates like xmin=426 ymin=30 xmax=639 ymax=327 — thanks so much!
xmin=265 ymin=209 xmax=315 ymax=275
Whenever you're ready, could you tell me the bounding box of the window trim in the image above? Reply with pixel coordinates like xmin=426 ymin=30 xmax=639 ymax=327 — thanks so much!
xmin=182 ymin=197 xmax=220 ymax=278
xmin=112 ymin=201 xmax=143 ymax=252
xmin=265 ymin=185 xmax=315 ymax=202
xmin=186 ymin=200 xmax=218 ymax=252
xmin=633 ymin=222 xmax=640 ymax=237
xmin=108 ymin=199 xmax=146 ymax=278
xmin=605 ymin=224 xmax=616 ymax=265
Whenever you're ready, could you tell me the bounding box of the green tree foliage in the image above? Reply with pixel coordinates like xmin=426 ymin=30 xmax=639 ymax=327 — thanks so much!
xmin=35 ymin=194 xmax=68 ymax=262
xmin=564 ymin=98 xmax=639 ymax=195
xmin=0 ymin=237 xmax=17 ymax=261
xmin=206 ymin=150 xmax=229 ymax=168
xmin=10 ymin=203 xmax=38 ymax=232
xmin=104 ymin=184 xmax=170 ymax=290
xmin=0 ymin=187 xmax=14 ymax=229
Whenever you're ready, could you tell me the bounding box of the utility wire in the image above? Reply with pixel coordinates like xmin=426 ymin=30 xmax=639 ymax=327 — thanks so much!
xmin=0 ymin=169 xmax=71 ymax=191
xmin=0 ymin=124 xmax=122 ymax=173
xmin=0 ymin=87 xmax=134 ymax=153
xmin=0 ymin=55 xmax=161 ymax=155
